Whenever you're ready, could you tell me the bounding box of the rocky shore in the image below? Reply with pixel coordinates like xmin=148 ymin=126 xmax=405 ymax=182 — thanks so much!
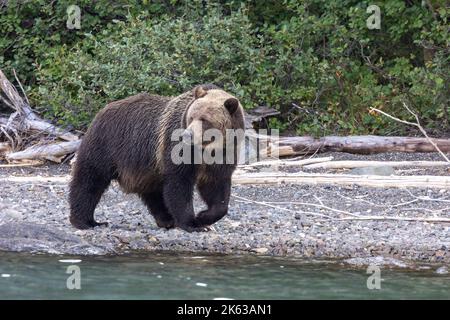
xmin=0 ymin=152 xmax=449 ymax=268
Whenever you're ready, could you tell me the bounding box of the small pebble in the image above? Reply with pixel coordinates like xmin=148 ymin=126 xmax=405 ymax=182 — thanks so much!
xmin=196 ymin=282 xmax=208 ymax=287
xmin=435 ymin=266 xmax=448 ymax=275
xmin=253 ymin=247 xmax=268 ymax=254
xmin=59 ymin=259 xmax=82 ymax=263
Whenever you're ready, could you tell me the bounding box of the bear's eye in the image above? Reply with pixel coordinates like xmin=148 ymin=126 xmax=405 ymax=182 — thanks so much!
xmin=200 ymin=118 xmax=211 ymax=126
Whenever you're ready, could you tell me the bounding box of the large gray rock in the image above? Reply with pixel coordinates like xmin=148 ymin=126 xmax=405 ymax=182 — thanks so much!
xmin=0 ymin=222 xmax=108 ymax=255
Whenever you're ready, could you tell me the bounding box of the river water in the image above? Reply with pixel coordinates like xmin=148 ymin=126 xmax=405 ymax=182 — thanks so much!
xmin=0 ymin=251 xmax=448 ymax=299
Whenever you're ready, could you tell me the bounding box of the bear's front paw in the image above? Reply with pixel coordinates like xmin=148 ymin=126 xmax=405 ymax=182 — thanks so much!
xmin=155 ymin=218 xmax=175 ymax=229
xmin=176 ymin=222 xmax=209 ymax=233
xmin=70 ymin=216 xmax=108 ymax=230
xmin=194 ymin=210 xmax=210 ymax=226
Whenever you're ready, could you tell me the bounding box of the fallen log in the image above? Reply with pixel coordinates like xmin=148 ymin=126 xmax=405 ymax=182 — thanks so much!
xmin=239 ymin=156 xmax=333 ymax=168
xmin=370 ymin=103 xmax=450 ymax=162
xmin=0 ymin=175 xmax=69 ymax=184
xmin=304 ymin=160 xmax=450 ymax=170
xmin=4 ymin=133 xmax=449 ymax=163
xmin=26 ymin=119 xmax=79 ymax=141
xmin=2 ymin=172 xmax=449 ymax=189
xmin=0 ymin=69 xmax=81 ymax=162
xmin=232 ymin=172 xmax=450 ymax=189
xmin=0 ymin=160 xmax=43 ymax=168
xmin=5 ymin=140 xmax=81 ymax=162
xmin=233 ymin=194 xmax=450 ymax=223
xmin=1 ymin=68 xmax=449 ymax=163
xmin=0 ymin=70 xmax=78 ymax=142
xmin=275 ymin=135 xmax=450 ymax=156
xmin=0 ymin=116 xmax=78 ymax=142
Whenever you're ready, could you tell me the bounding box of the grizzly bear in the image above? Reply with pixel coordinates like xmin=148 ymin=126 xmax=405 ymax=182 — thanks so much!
xmin=69 ymin=84 xmax=245 ymax=232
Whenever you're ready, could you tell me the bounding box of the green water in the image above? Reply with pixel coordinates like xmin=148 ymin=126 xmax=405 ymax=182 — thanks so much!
xmin=0 ymin=251 xmax=448 ymax=299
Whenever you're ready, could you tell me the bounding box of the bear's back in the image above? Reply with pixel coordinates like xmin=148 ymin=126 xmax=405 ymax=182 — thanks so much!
xmin=102 ymin=93 xmax=171 ymax=115
xmin=81 ymin=93 xmax=174 ymax=193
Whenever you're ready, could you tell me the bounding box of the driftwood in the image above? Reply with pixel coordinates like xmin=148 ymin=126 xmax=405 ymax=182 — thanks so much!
xmin=239 ymin=156 xmax=334 ymax=168
xmin=2 ymin=130 xmax=450 ymax=164
xmin=0 ymin=69 xmax=79 ymax=162
xmin=1 ymin=172 xmax=449 ymax=189
xmin=5 ymin=140 xmax=81 ymax=162
xmin=233 ymin=194 xmax=450 ymax=223
xmin=304 ymin=160 xmax=450 ymax=170
xmin=0 ymin=175 xmax=69 ymax=184
xmin=232 ymin=172 xmax=450 ymax=189
xmin=0 ymin=160 xmax=43 ymax=168
xmin=0 ymin=70 xmax=78 ymax=142
xmin=371 ymin=103 xmax=450 ymax=162
xmin=274 ymin=135 xmax=450 ymax=156
xmin=1 ymin=68 xmax=449 ymax=163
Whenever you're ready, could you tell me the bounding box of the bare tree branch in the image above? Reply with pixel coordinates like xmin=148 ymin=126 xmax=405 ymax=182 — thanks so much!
xmin=370 ymin=102 xmax=450 ymax=162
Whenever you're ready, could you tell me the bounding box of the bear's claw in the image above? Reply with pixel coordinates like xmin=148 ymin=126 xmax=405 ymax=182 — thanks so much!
xmin=70 ymin=217 xmax=109 ymax=230
xmin=176 ymin=224 xmax=209 ymax=233
xmin=156 ymin=219 xmax=175 ymax=229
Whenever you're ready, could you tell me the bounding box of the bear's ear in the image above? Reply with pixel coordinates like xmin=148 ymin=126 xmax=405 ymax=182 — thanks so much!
xmin=224 ymin=98 xmax=239 ymax=115
xmin=194 ymin=86 xmax=207 ymax=99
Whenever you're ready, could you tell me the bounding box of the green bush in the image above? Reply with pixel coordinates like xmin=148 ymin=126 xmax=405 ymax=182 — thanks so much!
xmin=253 ymin=0 xmax=449 ymax=135
xmin=31 ymin=6 xmax=260 ymax=127
xmin=1 ymin=0 xmax=449 ymax=135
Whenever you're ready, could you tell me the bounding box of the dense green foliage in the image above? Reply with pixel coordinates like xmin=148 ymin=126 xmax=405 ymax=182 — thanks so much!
xmin=1 ymin=0 xmax=448 ymax=135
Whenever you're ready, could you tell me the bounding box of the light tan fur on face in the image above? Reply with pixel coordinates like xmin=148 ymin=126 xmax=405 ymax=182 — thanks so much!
xmin=155 ymin=88 xmax=244 ymax=169
xmin=185 ymin=89 xmax=238 ymax=148
xmin=188 ymin=119 xmax=204 ymax=145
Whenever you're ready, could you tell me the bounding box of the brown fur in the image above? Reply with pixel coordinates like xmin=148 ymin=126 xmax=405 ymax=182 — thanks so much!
xmin=69 ymin=84 xmax=245 ymax=232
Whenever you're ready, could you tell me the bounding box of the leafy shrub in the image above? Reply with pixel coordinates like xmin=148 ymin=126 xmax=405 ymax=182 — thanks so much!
xmin=31 ymin=6 xmax=260 ymax=127
xmin=254 ymin=0 xmax=449 ymax=136
xmin=1 ymin=0 xmax=449 ymax=135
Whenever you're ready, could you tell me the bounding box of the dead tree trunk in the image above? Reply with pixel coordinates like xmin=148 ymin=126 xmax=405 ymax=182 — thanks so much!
xmin=0 ymin=69 xmax=79 ymax=162
xmin=274 ymin=135 xmax=450 ymax=156
xmin=5 ymin=140 xmax=81 ymax=162
xmin=0 ymin=69 xmax=78 ymax=143
xmin=1 ymin=68 xmax=449 ymax=163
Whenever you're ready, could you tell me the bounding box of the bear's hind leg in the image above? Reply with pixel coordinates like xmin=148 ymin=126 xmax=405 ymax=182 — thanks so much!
xmin=140 ymin=192 xmax=175 ymax=229
xmin=69 ymin=166 xmax=111 ymax=229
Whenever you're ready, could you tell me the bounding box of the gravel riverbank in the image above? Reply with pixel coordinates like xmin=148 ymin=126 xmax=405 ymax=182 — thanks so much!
xmin=0 ymin=152 xmax=449 ymax=268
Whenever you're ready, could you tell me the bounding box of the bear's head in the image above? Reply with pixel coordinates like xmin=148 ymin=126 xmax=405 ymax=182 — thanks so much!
xmin=182 ymin=85 xmax=245 ymax=151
